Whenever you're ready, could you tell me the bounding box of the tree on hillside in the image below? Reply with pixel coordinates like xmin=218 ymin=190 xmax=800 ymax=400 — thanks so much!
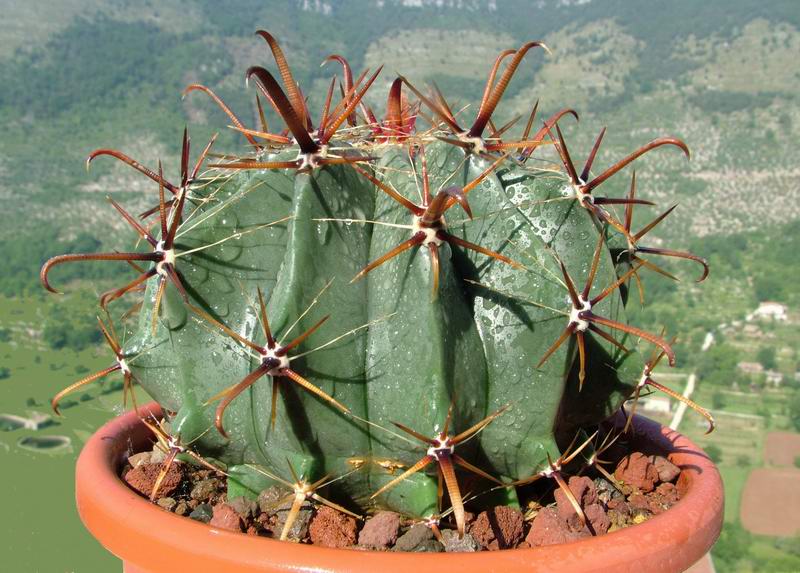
xmin=754 ymin=274 xmax=783 ymax=302
xmin=712 ymin=521 xmax=752 ymax=571
xmin=757 ymin=347 xmax=777 ymax=370
xmin=790 ymin=393 xmax=800 ymax=432
xmin=705 ymin=444 xmax=723 ymax=464
xmin=42 ymin=291 xmax=103 ymax=352
xmin=698 ymin=343 xmax=739 ymax=386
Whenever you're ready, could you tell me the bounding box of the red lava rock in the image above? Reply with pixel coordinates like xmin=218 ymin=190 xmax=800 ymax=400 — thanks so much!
xmin=309 ymin=506 xmax=358 ymax=548
xmin=656 ymin=481 xmax=679 ymax=502
xmin=584 ymin=503 xmax=610 ymax=535
xmin=628 ymin=492 xmax=650 ymax=512
xmin=526 ymin=507 xmax=587 ymax=547
xmin=646 ymin=482 xmax=680 ymax=515
xmin=470 ymin=506 xmax=525 ymax=550
xmin=615 ymin=452 xmax=659 ymax=493
xmin=607 ymin=498 xmax=630 ymax=515
xmin=209 ymin=503 xmax=242 ymax=532
xmin=124 ymin=462 xmax=183 ymax=498
xmin=650 ymin=455 xmax=681 ymax=483
xmin=554 ymin=476 xmax=598 ymax=522
xmin=606 ymin=497 xmax=622 ymax=510
xmin=358 ymin=511 xmax=401 ymax=549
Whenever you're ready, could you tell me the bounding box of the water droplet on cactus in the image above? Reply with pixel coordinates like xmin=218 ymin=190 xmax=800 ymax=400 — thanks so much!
xmin=215 ymin=275 xmax=236 ymax=294
xmin=184 ymin=264 xmax=209 ymax=284
xmin=315 ymin=220 xmax=332 ymax=245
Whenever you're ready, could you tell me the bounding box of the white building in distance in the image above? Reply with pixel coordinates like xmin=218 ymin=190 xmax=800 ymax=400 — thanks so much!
xmin=747 ymin=302 xmax=788 ymax=322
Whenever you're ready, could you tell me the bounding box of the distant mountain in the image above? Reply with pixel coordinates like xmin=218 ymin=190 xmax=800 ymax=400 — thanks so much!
xmin=0 ymin=0 xmax=798 ymax=251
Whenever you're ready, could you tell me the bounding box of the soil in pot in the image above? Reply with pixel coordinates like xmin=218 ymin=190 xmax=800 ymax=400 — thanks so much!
xmin=121 ymin=440 xmax=685 ymax=552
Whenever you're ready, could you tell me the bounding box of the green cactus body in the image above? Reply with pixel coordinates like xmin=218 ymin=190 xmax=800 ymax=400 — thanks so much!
xmin=481 ymin=157 xmax=642 ymax=453
xmin=363 ymin=145 xmax=488 ymax=515
xmin=42 ymin=33 xmax=710 ymax=528
xmin=127 ymin=156 xmax=379 ymax=487
xmin=116 ymin=137 xmax=643 ymax=517
xmin=126 ymin=165 xmax=295 ymax=462
xmin=417 ymin=142 xmax=643 ymax=481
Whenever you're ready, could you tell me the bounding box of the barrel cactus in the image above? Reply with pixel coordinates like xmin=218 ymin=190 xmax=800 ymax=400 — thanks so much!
xmin=41 ymin=31 xmax=714 ymax=540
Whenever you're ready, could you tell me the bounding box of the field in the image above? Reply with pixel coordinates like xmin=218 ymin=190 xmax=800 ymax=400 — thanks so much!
xmin=719 ymin=466 xmax=750 ymax=525
xmin=765 ymin=432 xmax=800 ymax=467
xmin=0 ymin=295 xmax=137 ymax=570
xmin=679 ymin=409 xmax=764 ymax=522
xmin=736 ymin=430 xmax=800 ymax=540
xmin=650 ymin=348 xmax=800 ymax=569
xmin=741 ymin=468 xmax=800 ymax=536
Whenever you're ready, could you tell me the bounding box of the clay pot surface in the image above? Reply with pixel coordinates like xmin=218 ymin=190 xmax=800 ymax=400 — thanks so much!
xmin=76 ymin=403 xmax=723 ymax=573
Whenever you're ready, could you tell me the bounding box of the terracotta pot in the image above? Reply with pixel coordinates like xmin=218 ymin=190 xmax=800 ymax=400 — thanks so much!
xmin=76 ymin=402 xmax=723 ymax=573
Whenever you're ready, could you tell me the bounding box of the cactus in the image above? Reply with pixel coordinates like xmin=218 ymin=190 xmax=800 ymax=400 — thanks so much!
xmin=41 ymin=32 xmax=715 ymax=540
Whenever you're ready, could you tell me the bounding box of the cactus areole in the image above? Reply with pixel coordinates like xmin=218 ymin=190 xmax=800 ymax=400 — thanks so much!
xmin=41 ymin=31 xmax=715 ymax=538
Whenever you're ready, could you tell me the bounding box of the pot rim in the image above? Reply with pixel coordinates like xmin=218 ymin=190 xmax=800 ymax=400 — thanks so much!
xmin=76 ymin=402 xmax=723 ymax=573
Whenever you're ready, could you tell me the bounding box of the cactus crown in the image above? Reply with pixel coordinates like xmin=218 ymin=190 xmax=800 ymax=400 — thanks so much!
xmin=41 ymin=31 xmax=714 ymax=539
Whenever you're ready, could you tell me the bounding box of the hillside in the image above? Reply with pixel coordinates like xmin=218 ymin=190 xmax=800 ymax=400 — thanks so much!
xmin=1 ymin=0 xmax=798 ymax=247
xmin=1 ymin=0 xmax=798 ymax=331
